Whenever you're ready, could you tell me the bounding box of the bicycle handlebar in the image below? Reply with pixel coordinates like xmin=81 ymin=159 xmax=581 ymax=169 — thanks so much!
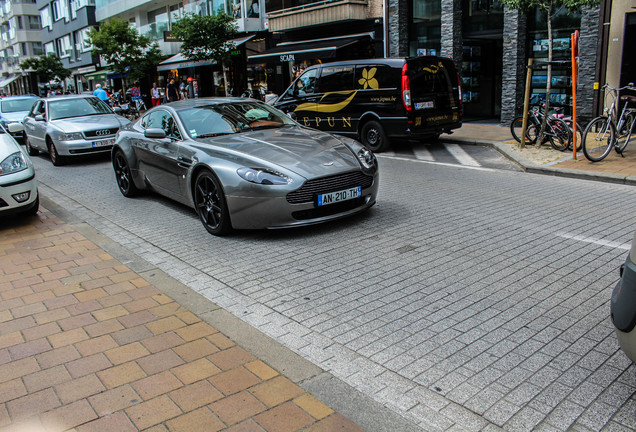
xmin=602 ymin=83 xmax=636 ymax=92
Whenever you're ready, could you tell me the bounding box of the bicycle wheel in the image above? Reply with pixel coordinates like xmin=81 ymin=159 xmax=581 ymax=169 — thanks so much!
xmin=563 ymin=120 xmax=583 ymax=151
xmin=510 ymin=116 xmax=538 ymax=144
xmin=582 ymin=116 xmax=616 ymax=162
xmin=547 ymin=117 xmax=570 ymax=151
xmin=615 ymin=112 xmax=635 ymax=154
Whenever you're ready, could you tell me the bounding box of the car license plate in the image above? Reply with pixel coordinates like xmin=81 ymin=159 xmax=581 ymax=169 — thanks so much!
xmin=92 ymin=139 xmax=115 ymax=148
xmin=317 ymin=186 xmax=361 ymax=206
xmin=415 ymin=101 xmax=434 ymax=110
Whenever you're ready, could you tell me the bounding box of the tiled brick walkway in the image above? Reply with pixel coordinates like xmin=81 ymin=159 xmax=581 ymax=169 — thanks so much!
xmin=0 ymin=209 xmax=363 ymax=432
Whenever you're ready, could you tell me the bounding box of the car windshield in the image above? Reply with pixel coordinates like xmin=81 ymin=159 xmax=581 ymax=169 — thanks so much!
xmin=1 ymin=98 xmax=36 ymax=113
xmin=48 ymin=97 xmax=113 ymax=120
xmin=178 ymin=102 xmax=295 ymax=138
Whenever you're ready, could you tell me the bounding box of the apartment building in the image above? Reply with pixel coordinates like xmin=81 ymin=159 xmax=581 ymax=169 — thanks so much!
xmin=37 ymin=0 xmax=100 ymax=93
xmin=0 ymin=0 xmax=42 ymax=95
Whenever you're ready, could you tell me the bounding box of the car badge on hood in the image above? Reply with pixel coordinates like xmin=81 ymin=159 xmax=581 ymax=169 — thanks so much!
xmin=323 ymin=162 xmax=334 ymax=166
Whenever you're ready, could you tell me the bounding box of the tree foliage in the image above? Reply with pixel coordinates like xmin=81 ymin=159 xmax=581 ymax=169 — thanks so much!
xmin=20 ymin=54 xmax=71 ymax=83
xmin=170 ymin=13 xmax=238 ymax=63
xmin=88 ymin=18 xmax=163 ymax=84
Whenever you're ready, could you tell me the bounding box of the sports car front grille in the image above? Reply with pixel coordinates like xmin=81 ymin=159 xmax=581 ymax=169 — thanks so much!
xmin=286 ymin=172 xmax=374 ymax=204
xmin=84 ymin=128 xmax=118 ymax=138
xmin=292 ymin=197 xmax=366 ymax=220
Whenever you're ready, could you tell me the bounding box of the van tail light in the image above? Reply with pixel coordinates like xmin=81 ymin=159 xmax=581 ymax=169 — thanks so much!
xmin=456 ymin=71 xmax=462 ymax=107
xmin=402 ymin=63 xmax=412 ymax=112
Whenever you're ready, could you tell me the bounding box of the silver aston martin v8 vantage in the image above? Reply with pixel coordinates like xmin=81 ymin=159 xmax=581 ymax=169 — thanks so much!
xmin=112 ymin=98 xmax=379 ymax=235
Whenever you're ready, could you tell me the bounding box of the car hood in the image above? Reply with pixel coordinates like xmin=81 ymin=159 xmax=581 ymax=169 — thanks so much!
xmin=51 ymin=114 xmax=130 ymax=131
xmin=0 ymin=133 xmax=23 ymax=160
xmin=0 ymin=111 xmax=29 ymax=123
xmin=196 ymin=126 xmax=362 ymax=178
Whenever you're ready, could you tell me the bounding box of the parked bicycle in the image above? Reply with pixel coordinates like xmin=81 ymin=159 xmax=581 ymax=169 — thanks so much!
xmin=125 ymin=96 xmax=148 ymax=121
xmin=581 ymin=83 xmax=636 ymax=162
xmin=510 ymin=104 xmax=571 ymax=151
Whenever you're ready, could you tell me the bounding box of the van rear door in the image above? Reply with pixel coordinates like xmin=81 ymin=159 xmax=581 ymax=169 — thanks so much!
xmin=405 ymin=57 xmax=461 ymax=130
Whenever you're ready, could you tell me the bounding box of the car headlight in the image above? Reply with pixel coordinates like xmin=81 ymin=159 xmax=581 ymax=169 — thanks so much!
xmin=237 ymin=167 xmax=292 ymax=185
xmin=0 ymin=151 xmax=28 ymax=175
xmin=356 ymin=146 xmax=376 ymax=170
xmin=59 ymin=132 xmax=84 ymax=141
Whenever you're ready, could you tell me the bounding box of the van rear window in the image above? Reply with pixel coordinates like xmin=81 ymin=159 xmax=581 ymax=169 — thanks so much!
xmin=408 ymin=60 xmax=454 ymax=94
xmin=355 ymin=65 xmax=399 ymax=90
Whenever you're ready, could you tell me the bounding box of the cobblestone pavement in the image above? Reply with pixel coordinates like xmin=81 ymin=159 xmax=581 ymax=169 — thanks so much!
xmin=24 ymin=147 xmax=636 ymax=432
xmin=1 ymin=209 xmax=365 ymax=431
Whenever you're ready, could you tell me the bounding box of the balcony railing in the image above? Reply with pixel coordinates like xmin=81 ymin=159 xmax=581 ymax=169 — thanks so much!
xmin=267 ymin=0 xmax=368 ymax=32
xmin=139 ymin=20 xmax=169 ymax=42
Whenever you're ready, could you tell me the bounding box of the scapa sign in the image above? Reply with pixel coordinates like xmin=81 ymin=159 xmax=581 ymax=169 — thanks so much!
xmin=280 ymin=54 xmax=295 ymax=62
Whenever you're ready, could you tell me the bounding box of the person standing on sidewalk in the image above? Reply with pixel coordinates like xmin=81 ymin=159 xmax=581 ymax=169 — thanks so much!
xmin=166 ymin=79 xmax=179 ymax=103
xmin=151 ymin=82 xmax=161 ymax=106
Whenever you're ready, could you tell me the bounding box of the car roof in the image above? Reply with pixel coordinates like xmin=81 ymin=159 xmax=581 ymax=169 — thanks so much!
xmin=1 ymin=95 xmax=38 ymax=99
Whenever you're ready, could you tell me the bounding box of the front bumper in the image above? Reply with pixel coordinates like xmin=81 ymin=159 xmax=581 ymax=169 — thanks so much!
xmin=55 ymin=137 xmax=116 ymax=156
xmin=0 ymin=169 xmax=38 ymax=214
xmin=226 ymin=172 xmax=379 ymax=230
xmin=611 ymin=257 xmax=636 ymax=362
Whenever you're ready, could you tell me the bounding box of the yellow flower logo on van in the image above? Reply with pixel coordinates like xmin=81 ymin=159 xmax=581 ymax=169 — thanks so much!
xmin=358 ymin=68 xmax=379 ymax=89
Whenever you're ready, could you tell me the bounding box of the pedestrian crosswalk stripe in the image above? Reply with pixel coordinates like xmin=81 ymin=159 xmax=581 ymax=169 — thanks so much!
xmin=444 ymin=143 xmax=481 ymax=167
xmin=413 ymin=146 xmax=434 ymax=161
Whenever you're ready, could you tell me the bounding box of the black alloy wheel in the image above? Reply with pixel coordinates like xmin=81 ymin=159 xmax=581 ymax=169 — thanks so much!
xmin=47 ymin=140 xmax=65 ymax=166
xmin=194 ymin=170 xmax=232 ymax=236
xmin=25 ymin=135 xmax=38 ymax=156
xmin=361 ymin=120 xmax=389 ymax=152
xmin=113 ymin=151 xmax=139 ymax=197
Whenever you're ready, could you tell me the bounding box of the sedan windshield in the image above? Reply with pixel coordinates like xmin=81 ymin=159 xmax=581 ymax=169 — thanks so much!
xmin=48 ymin=97 xmax=113 ymax=120
xmin=178 ymin=102 xmax=296 ymax=139
xmin=0 ymin=98 xmax=37 ymax=113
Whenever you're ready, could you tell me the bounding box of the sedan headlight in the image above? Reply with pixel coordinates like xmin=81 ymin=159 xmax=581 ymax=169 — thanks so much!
xmin=59 ymin=132 xmax=84 ymax=141
xmin=356 ymin=146 xmax=376 ymax=170
xmin=237 ymin=167 xmax=292 ymax=185
xmin=0 ymin=151 xmax=28 ymax=175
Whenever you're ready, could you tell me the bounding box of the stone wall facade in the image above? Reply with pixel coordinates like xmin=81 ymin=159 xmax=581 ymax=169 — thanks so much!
xmin=500 ymin=7 xmax=527 ymax=125
xmin=387 ymin=0 xmax=409 ymax=57
xmin=577 ymin=5 xmax=601 ymax=123
xmin=440 ymin=0 xmax=462 ymax=72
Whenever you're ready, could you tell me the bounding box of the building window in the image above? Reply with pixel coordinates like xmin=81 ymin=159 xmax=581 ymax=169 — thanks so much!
xmin=7 ymin=17 xmax=15 ymax=39
xmin=57 ymin=34 xmax=72 ymax=57
xmin=27 ymin=15 xmax=40 ymax=30
xmin=75 ymin=27 xmax=92 ymax=52
xmin=32 ymin=41 xmax=43 ymax=55
xmin=40 ymin=6 xmax=52 ymax=29
xmin=44 ymin=41 xmax=55 ymax=55
xmin=53 ymin=0 xmax=70 ymax=22
xmin=409 ymin=0 xmax=441 ymax=56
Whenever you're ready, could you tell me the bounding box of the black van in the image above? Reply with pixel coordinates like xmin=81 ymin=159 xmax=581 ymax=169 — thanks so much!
xmin=273 ymin=57 xmax=462 ymax=152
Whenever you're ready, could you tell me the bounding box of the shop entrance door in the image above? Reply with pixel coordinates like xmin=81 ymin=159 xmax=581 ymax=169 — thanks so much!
xmin=461 ymin=39 xmax=502 ymax=119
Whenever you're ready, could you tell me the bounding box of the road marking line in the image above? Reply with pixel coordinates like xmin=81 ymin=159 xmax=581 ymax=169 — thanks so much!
xmin=444 ymin=143 xmax=482 ymax=166
xmin=556 ymin=233 xmax=631 ymax=250
xmin=376 ymin=154 xmax=495 ymax=172
xmin=413 ymin=147 xmax=434 ymax=161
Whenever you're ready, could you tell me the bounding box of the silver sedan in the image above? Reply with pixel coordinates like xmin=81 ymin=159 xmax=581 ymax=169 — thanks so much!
xmin=23 ymin=95 xmax=131 ymax=166
xmin=112 ymin=98 xmax=379 ymax=235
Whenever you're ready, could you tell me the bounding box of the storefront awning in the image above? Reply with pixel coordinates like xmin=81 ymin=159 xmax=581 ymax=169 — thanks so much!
xmin=158 ymin=35 xmax=255 ymax=72
xmin=0 ymin=75 xmax=20 ymax=88
xmin=84 ymin=70 xmax=111 ymax=81
xmin=248 ymin=36 xmax=367 ymax=64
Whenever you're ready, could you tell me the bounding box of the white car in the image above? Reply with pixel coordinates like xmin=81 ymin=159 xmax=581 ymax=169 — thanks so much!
xmin=0 ymin=123 xmax=38 ymax=216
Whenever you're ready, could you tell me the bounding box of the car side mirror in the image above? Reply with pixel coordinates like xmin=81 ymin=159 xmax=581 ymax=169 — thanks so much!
xmin=8 ymin=123 xmax=24 ymax=133
xmin=144 ymin=128 xmax=167 ymax=139
xmin=35 ymin=115 xmax=44 ymax=121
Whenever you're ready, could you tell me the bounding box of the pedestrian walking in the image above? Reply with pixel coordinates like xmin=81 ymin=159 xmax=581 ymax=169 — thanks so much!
xmin=166 ymin=79 xmax=179 ymax=103
xmin=151 ymin=82 xmax=161 ymax=106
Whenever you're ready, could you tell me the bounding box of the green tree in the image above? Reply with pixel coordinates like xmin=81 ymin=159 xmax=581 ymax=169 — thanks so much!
xmin=20 ymin=53 xmax=72 ymax=86
xmin=501 ymin=0 xmax=598 ymax=145
xmin=88 ymin=18 xmax=162 ymax=90
xmin=170 ymin=12 xmax=237 ymax=95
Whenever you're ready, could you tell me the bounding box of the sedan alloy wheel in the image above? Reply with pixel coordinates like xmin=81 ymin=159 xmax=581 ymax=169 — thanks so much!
xmin=113 ymin=151 xmax=138 ymax=197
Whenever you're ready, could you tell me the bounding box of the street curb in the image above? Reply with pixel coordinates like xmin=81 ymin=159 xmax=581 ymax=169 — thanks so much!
xmin=440 ymin=136 xmax=636 ymax=186
xmin=38 ymin=194 xmax=425 ymax=432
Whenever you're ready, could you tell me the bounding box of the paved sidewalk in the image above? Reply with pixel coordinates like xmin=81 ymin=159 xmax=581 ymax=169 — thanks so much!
xmin=0 ymin=209 xmax=365 ymax=432
xmin=441 ymin=122 xmax=636 ymax=185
